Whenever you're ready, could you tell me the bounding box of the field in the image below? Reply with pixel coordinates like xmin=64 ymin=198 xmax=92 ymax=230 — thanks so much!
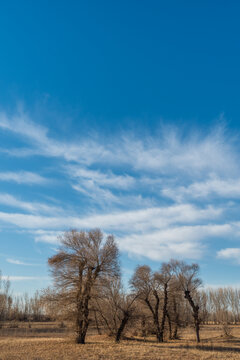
xmin=1 ymin=323 xmax=240 ymax=359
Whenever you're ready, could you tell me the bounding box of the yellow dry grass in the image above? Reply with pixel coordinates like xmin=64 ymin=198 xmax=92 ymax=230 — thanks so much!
xmin=1 ymin=324 xmax=240 ymax=359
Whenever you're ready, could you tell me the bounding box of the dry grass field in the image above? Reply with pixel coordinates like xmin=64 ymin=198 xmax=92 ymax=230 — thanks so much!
xmin=1 ymin=323 xmax=240 ymax=359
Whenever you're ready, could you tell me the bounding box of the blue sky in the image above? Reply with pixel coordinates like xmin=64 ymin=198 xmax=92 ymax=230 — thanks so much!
xmin=1 ymin=0 xmax=240 ymax=294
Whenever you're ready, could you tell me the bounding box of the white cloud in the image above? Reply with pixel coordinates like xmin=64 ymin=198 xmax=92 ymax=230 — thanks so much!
xmin=2 ymin=276 xmax=49 ymax=282
xmin=2 ymin=112 xmax=240 ymax=264
xmin=119 ymin=127 xmax=238 ymax=176
xmin=217 ymin=248 xmax=240 ymax=264
xmin=69 ymin=167 xmax=135 ymax=189
xmin=6 ymin=258 xmax=40 ymax=266
xmin=0 ymin=111 xmax=48 ymax=143
xmin=33 ymin=230 xmax=62 ymax=244
xmin=69 ymin=166 xmax=136 ymax=203
xmin=0 ymin=203 xmax=229 ymax=261
xmin=0 ymin=212 xmax=62 ymax=229
xmin=0 ymin=171 xmax=47 ymax=185
xmin=0 ymin=193 xmax=62 ymax=214
xmin=72 ymin=183 xmax=119 ymax=204
xmin=163 ymin=176 xmax=240 ymax=202
xmin=0 ymin=112 xmax=238 ymax=178
xmin=0 ymin=203 xmax=222 ymax=232
xmin=0 ymin=111 xmax=109 ymax=164
xmin=119 ymin=224 xmax=233 ymax=261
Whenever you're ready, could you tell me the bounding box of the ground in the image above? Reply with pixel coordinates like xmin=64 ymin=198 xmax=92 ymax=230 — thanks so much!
xmin=1 ymin=323 xmax=240 ymax=359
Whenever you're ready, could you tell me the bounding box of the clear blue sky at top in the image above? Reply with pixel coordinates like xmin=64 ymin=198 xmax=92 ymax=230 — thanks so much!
xmin=0 ymin=0 xmax=239 ymax=129
xmin=0 ymin=1 xmax=240 ymax=294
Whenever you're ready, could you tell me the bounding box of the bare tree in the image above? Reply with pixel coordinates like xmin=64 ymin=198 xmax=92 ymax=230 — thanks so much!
xmin=167 ymin=289 xmax=183 ymax=339
xmin=131 ymin=266 xmax=161 ymax=341
xmin=171 ymin=260 xmax=202 ymax=342
xmin=154 ymin=262 xmax=173 ymax=341
xmin=48 ymin=229 xmax=119 ymax=344
xmin=130 ymin=263 xmax=173 ymax=342
xmin=94 ymin=278 xmax=137 ymax=342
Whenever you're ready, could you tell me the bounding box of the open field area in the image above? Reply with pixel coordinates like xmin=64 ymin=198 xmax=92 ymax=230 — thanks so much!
xmin=1 ymin=323 xmax=240 ymax=359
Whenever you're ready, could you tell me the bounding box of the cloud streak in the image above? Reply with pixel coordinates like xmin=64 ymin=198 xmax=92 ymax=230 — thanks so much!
xmin=0 ymin=203 xmax=222 ymax=231
xmin=0 ymin=193 xmax=62 ymax=215
xmin=0 ymin=203 xmax=230 ymax=259
xmin=2 ymin=276 xmax=49 ymax=282
xmin=0 ymin=111 xmax=238 ymax=177
xmin=162 ymin=176 xmax=240 ymax=202
xmin=6 ymin=258 xmax=41 ymax=266
xmin=0 ymin=171 xmax=47 ymax=185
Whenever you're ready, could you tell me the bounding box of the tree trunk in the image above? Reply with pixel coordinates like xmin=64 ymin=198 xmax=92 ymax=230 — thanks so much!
xmin=75 ymin=267 xmax=93 ymax=344
xmin=76 ymin=331 xmax=86 ymax=344
xmin=195 ymin=318 xmax=200 ymax=343
xmin=75 ymin=312 xmax=89 ymax=343
xmin=94 ymin=309 xmax=102 ymax=335
xmin=166 ymin=312 xmax=172 ymax=339
xmin=173 ymin=323 xmax=178 ymax=340
xmin=160 ymin=283 xmax=168 ymax=341
xmin=141 ymin=315 xmax=147 ymax=338
xmin=145 ymin=296 xmax=163 ymax=342
xmin=172 ymin=297 xmax=179 ymax=339
xmin=184 ymin=290 xmax=201 ymax=343
xmin=76 ymin=301 xmax=89 ymax=344
xmin=76 ymin=317 xmax=87 ymax=344
xmin=115 ymin=311 xmax=129 ymax=342
xmin=154 ymin=316 xmax=163 ymax=342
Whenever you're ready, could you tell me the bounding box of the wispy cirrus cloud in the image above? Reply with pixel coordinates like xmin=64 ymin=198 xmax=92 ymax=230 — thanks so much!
xmin=1 ymin=110 xmax=239 ymax=207
xmin=0 ymin=193 xmax=62 ymax=215
xmin=0 ymin=203 xmax=222 ymax=232
xmin=0 ymin=111 xmax=238 ymax=177
xmin=68 ymin=167 xmax=135 ymax=189
xmin=0 ymin=203 xmax=229 ymax=260
xmin=119 ymin=127 xmax=238 ymax=176
xmin=2 ymin=275 xmax=49 ymax=282
xmin=6 ymin=258 xmax=41 ymax=266
xmin=72 ymin=183 xmax=119 ymax=204
xmin=0 ymin=111 xmax=48 ymax=143
xmin=2 ymin=110 xmax=240 ymax=265
xmin=0 ymin=171 xmax=47 ymax=185
xmin=0 ymin=111 xmax=109 ymax=164
xmin=162 ymin=176 xmax=240 ymax=202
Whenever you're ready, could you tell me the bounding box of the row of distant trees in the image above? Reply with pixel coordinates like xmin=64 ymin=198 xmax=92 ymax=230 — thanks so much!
xmin=1 ymin=229 xmax=240 ymax=344
xmin=0 ymin=275 xmax=43 ymax=322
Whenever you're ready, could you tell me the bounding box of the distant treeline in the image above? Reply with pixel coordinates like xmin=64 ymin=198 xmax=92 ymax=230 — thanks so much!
xmin=0 ymin=278 xmax=45 ymax=322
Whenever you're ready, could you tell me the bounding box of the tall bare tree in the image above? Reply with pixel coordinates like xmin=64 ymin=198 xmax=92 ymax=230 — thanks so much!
xmin=171 ymin=260 xmax=202 ymax=342
xmin=131 ymin=266 xmax=161 ymax=341
xmin=130 ymin=263 xmax=173 ymax=342
xmin=154 ymin=262 xmax=173 ymax=341
xmin=48 ymin=229 xmax=119 ymax=344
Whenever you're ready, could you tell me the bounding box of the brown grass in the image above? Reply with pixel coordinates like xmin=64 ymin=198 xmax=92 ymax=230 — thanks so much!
xmin=1 ymin=323 xmax=240 ymax=359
